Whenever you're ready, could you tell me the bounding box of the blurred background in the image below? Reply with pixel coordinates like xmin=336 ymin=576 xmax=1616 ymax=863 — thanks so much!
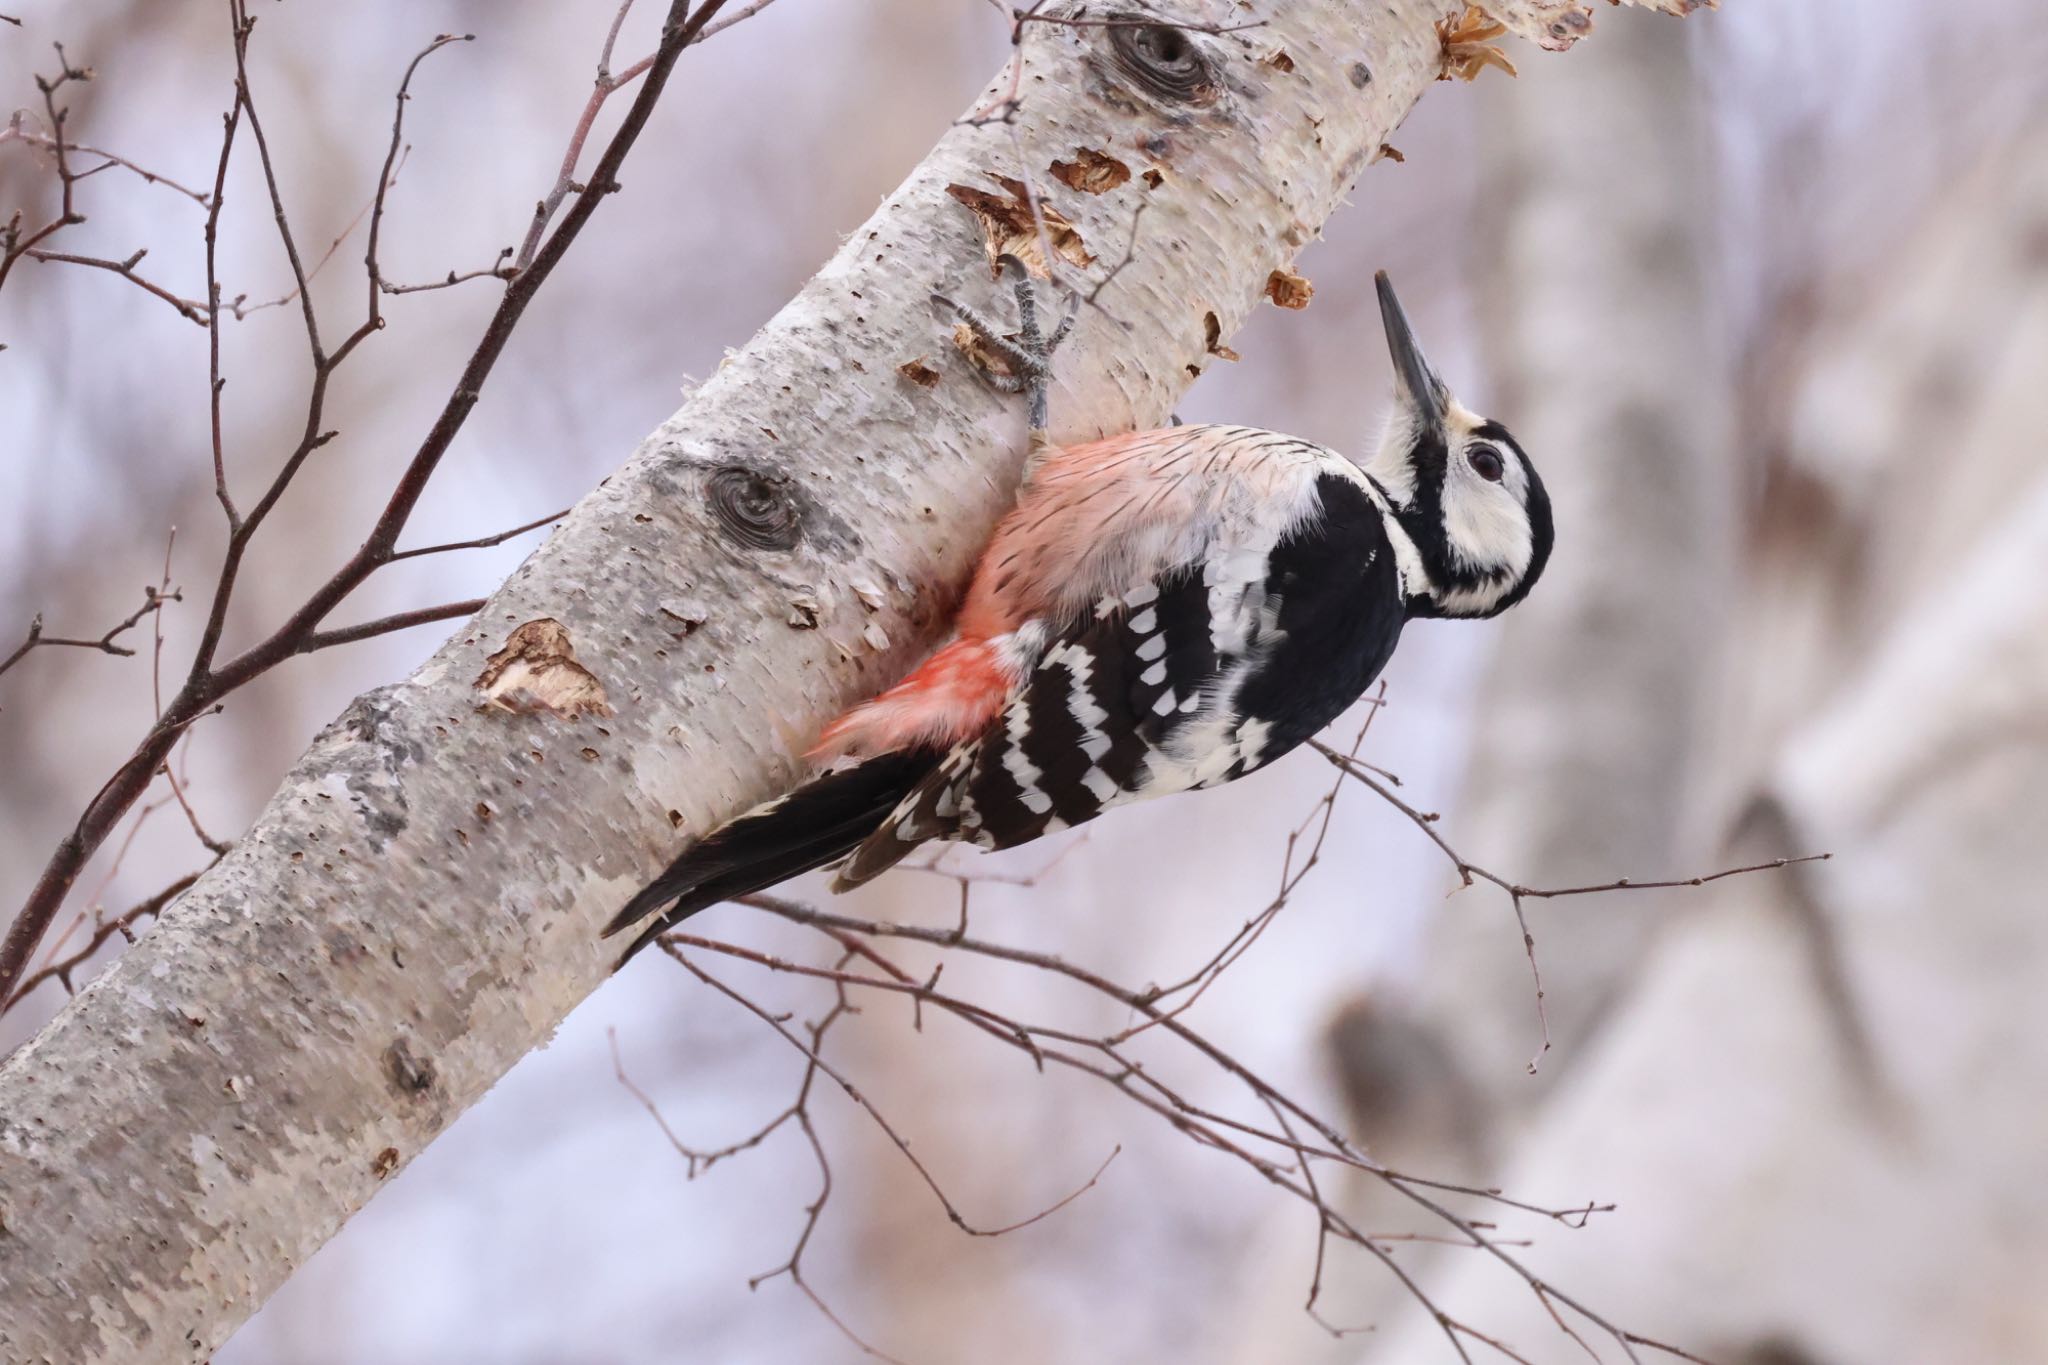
xmin=5 ymin=2 xmax=2048 ymax=1361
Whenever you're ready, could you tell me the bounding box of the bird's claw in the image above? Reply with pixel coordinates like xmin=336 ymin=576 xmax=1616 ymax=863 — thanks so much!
xmin=933 ymin=253 xmax=1075 ymax=431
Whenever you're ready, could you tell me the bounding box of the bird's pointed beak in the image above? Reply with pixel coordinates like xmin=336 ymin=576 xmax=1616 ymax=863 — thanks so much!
xmin=1376 ymin=271 xmax=1449 ymax=434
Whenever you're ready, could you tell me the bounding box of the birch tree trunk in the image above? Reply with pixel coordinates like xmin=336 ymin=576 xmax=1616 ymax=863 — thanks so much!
xmin=0 ymin=5 xmax=1500 ymax=1359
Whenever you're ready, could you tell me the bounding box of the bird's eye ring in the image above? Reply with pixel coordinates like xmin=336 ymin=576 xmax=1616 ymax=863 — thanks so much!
xmin=1468 ymin=446 xmax=1506 ymax=483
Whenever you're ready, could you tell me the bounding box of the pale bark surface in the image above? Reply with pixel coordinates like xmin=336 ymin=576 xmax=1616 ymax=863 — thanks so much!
xmin=0 ymin=5 xmax=1476 ymax=1359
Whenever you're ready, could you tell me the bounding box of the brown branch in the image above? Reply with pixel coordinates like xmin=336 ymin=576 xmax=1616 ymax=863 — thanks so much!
xmin=204 ymin=93 xmax=243 ymax=527
xmin=361 ymin=34 xmax=476 ymax=323
xmin=293 ymin=599 xmax=486 ymax=656
xmin=695 ymin=0 xmax=784 ymax=42
xmin=4 ymin=129 xmax=214 ymax=205
xmin=660 ymin=948 xmax=911 ymax=1365
xmin=1311 ymin=739 xmax=1831 ymax=1073
xmin=609 ymin=1026 xmax=803 ymax=1177
xmin=663 ymin=936 xmax=1124 ymax=1243
xmin=0 ymin=583 xmax=181 ymax=686
xmin=660 ymin=907 xmax=1644 ymax=1363
xmin=0 ymin=46 xmax=91 ymax=300
xmin=23 ymin=246 xmax=206 ymax=322
xmin=509 ymin=0 xmax=650 ymax=274
xmin=377 ymin=251 xmax=515 ymax=296
xmin=385 ymin=507 xmax=571 ymax=563
xmin=2 ymin=871 xmax=204 ymax=1011
xmin=508 ymin=0 xmax=779 ymax=275
xmin=225 ymin=0 xmax=322 ymax=362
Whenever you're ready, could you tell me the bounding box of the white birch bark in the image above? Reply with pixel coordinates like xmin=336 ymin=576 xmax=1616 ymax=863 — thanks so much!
xmin=0 ymin=5 xmax=1482 ymax=1359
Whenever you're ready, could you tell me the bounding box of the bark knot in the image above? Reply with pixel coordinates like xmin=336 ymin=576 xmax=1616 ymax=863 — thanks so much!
xmin=1106 ymin=16 xmax=1220 ymax=106
xmin=706 ymin=464 xmax=804 ymax=552
xmin=384 ymin=1038 xmax=437 ymax=1098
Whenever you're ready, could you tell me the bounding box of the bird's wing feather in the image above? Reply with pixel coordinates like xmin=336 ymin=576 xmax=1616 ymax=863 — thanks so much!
xmin=837 ymin=470 xmax=1405 ymax=886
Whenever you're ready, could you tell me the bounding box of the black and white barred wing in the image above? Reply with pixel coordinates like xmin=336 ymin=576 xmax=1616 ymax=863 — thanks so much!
xmin=833 ymin=472 xmax=1405 ymax=889
xmin=835 ymin=559 xmax=1274 ymax=887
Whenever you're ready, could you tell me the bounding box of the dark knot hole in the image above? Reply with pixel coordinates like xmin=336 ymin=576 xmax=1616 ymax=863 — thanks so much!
xmin=707 ymin=464 xmax=804 ymax=551
xmin=1108 ymin=18 xmax=1218 ymax=105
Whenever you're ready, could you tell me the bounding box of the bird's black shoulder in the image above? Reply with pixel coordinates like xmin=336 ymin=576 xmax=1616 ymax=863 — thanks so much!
xmin=1231 ymin=473 xmax=1405 ymax=763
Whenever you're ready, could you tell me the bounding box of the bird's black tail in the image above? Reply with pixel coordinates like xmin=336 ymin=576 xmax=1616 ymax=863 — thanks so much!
xmin=604 ymin=749 xmax=941 ymax=964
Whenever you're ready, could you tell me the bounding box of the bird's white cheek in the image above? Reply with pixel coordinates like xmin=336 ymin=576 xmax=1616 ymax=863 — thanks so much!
xmin=1443 ymin=486 xmax=1533 ymax=576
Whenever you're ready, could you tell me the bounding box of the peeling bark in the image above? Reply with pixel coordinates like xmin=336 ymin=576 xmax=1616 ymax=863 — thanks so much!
xmin=0 ymin=4 xmax=1478 ymax=1360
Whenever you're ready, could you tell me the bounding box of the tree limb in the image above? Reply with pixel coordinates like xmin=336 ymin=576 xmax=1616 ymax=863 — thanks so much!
xmin=0 ymin=3 xmax=1696 ymax=1359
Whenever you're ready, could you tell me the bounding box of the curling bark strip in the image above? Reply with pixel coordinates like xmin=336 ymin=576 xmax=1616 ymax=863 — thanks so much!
xmin=0 ymin=2 xmax=1675 ymax=1358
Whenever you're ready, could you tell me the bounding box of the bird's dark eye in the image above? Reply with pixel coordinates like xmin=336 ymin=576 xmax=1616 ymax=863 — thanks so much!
xmin=1468 ymin=446 xmax=1506 ymax=483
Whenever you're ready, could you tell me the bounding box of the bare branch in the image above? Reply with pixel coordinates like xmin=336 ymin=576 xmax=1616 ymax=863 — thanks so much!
xmin=0 ymin=582 xmax=181 ymax=686
xmin=362 ymin=32 xmax=476 ymax=325
xmin=1311 ymin=738 xmax=1830 ymax=1072
xmin=293 ymin=599 xmax=487 ymax=656
xmin=384 ymin=507 xmax=570 ymax=563
xmin=695 ymin=0 xmax=784 ymax=42
xmin=23 ymin=246 xmax=206 ymax=322
xmin=377 ymin=250 xmax=515 ymax=296
xmin=225 ymin=0 xmax=323 ymax=362
xmin=2 ymin=871 xmax=204 ymax=1011
xmin=0 ymin=45 xmax=92 ymax=299
xmin=659 ymin=900 xmax=1650 ymax=1362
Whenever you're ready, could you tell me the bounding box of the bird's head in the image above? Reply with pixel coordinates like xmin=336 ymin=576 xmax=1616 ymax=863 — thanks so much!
xmin=1362 ymin=272 xmax=1553 ymax=621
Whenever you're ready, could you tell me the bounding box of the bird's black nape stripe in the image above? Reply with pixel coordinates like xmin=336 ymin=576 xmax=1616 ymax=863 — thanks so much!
xmin=1395 ymin=416 xmax=1549 ymax=619
xmin=1388 ymin=421 xmax=1467 ymax=609
xmin=606 ymin=748 xmax=941 ymax=964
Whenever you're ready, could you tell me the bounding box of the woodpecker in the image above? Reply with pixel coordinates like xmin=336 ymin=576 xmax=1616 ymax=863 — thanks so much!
xmin=605 ymin=265 xmax=1552 ymax=958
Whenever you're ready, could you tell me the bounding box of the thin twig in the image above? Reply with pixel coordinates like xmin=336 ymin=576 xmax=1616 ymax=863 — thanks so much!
xmin=384 ymin=507 xmax=571 ymax=563
xmin=0 ymin=582 xmax=181 ymax=685
xmin=22 ymin=247 xmax=205 ymax=322
xmin=2 ymin=870 xmax=206 ymax=1010
xmin=1310 ymin=738 xmax=1830 ymax=1073
xmin=293 ymin=599 xmax=487 ymax=655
